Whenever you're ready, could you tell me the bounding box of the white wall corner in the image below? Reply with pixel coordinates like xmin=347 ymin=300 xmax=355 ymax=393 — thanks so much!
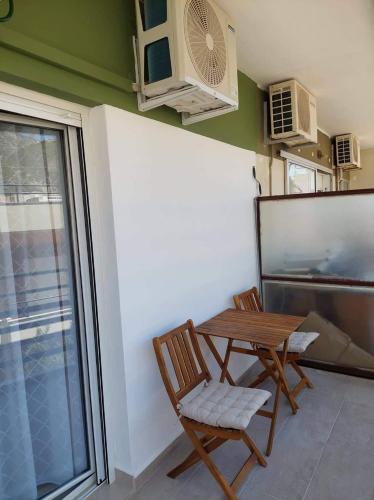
xmin=85 ymin=105 xmax=133 ymax=478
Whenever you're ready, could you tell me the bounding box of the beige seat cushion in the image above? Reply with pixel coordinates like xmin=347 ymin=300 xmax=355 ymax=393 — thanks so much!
xmin=276 ymin=331 xmax=320 ymax=354
xmin=179 ymin=381 xmax=271 ymax=430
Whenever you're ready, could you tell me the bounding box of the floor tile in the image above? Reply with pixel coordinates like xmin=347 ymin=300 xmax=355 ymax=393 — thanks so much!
xmin=304 ymin=401 xmax=374 ymax=500
xmin=129 ymin=369 xmax=374 ymax=500
xmin=239 ymin=387 xmax=345 ymax=500
xmin=131 ymin=435 xmax=198 ymax=500
xmin=342 ymin=375 xmax=374 ymax=408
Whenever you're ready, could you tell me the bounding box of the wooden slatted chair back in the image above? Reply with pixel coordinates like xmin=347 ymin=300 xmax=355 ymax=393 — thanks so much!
xmin=153 ymin=320 xmax=211 ymax=414
xmin=233 ymin=286 xmax=263 ymax=312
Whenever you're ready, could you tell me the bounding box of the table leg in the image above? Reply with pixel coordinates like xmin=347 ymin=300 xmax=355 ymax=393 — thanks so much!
xmin=220 ymin=339 xmax=233 ymax=383
xmin=255 ymin=356 xmax=278 ymax=386
xmin=253 ymin=350 xmax=300 ymax=411
xmin=270 ymin=343 xmax=299 ymax=414
xmin=265 ymin=367 xmax=282 ymax=456
xmin=202 ymin=334 xmax=236 ymax=386
xmin=265 ymin=340 xmax=298 ymax=456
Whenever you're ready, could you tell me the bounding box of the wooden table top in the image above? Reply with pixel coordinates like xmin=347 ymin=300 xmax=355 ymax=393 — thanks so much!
xmin=196 ymin=308 xmax=305 ymax=347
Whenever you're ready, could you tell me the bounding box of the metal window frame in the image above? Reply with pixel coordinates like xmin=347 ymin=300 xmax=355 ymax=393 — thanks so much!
xmin=0 ymin=113 xmax=106 ymax=498
xmin=282 ymin=153 xmax=333 ymax=195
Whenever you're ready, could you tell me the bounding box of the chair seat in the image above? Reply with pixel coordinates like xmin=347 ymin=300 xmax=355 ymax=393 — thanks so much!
xmin=276 ymin=331 xmax=320 ymax=354
xmin=179 ymin=381 xmax=271 ymax=430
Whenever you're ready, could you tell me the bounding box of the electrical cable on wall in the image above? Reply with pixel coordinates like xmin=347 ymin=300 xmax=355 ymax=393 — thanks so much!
xmin=0 ymin=0 xmax=14 ymax=22
xmin=252 ymin=166 xmax=262 ymax=196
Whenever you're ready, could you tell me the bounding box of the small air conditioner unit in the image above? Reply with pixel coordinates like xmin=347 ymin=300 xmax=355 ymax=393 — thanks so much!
xmin=335 ymin=134 xmax=361 ymax=169
xmin=269 ymin=79 xmax=318 ymax=146
xmin=134 ymin=0 xmax=238 ymax=125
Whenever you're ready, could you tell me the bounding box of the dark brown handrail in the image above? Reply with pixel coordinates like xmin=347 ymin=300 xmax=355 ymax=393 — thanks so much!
xmin=258 ymin=187 xmax=374 ymax=202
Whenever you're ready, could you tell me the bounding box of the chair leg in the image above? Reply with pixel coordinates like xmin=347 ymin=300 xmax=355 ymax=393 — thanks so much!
xmin=167 ymin=436 xmax=226 ymax=478
xmin=290 ymin=360 xmax=314 ymax=389
xmin=229 ymin=433 xmax=267 ymax=493
xmin=242 ymin=433 xmax=267 ymax=468
xmin=230 ymin=453 xmax=257 ymax=493
xmin=183 ymin=425 xmax=237 ymax=500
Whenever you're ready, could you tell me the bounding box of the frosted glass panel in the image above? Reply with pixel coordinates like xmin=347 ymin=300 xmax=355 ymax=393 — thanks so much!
xmin=260 ymin=194 xmax=374 ymax=281
xmin=263 ymin=280 xmax=374 ymax=371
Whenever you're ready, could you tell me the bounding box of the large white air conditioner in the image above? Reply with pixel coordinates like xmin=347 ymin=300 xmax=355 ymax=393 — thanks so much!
xmin=134 ymin=0 xmax=238 ymax=125
xmin=335 ymin=134 xmax=361 ymax=169
xmin=269 ymin=79 xmax=318 ymax=146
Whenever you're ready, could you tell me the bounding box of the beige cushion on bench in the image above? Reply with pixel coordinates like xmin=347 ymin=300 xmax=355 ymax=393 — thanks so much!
xmin=276 ymin=331 xmax=320 ymax=354
xmin=179 ymin=381 xmax=271 ymax=431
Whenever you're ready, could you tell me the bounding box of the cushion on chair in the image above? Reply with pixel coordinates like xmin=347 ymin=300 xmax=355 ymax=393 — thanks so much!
xmin=179 ymin=381 xmax=271 ymax=430
xmin=276 ymin=331 xmax=320 ymax=354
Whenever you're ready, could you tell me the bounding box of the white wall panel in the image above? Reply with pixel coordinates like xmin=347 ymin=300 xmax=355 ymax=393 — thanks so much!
xmin=90 ymin=105 xmax=259 ymax=476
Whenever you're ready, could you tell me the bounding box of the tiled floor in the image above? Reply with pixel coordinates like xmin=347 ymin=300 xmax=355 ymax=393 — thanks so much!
xmin=130 ymin=367 xmax=374 ymax=500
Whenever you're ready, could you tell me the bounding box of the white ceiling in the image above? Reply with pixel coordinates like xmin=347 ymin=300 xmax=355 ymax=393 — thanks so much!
xmin=216 ymin=0 xmax=374 ymax=149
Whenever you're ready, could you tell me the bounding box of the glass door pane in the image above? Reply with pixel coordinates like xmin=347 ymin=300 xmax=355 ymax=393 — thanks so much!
xmin=288 ymin=162 xmax=316 ymax=194
xmin=0 ymin=119 xmax=99 ymax=499
xmin=316 ymin=171 xmax=332 ymax=192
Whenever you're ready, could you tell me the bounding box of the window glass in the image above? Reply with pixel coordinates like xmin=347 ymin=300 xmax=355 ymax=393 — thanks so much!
xmin=288 ymin=163 xmax=316 ymax=194
xmin=316 ymin=171 xmax=332 ymax=192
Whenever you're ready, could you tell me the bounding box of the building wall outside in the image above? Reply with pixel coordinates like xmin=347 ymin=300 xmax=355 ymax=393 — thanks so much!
xmin=0 ymin=0 xmax=333 ymax=164
xmin=0 ymin=0 xmax=262 ymax=152
xmin=256 ymin=153 xmax=285 ymax=196
xmin=349 ymin=149 xmax=374 ymax=189
xmin=287 ymin=129 xmax=333 ymax=171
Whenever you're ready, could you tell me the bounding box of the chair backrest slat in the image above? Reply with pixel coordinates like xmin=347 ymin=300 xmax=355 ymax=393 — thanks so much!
xmin=177 ymin=333 xmax=195 ymax=382
xmin=153 ymin=320 xmax=211 ymax=414
xmin=166 ymin=338 xmax=185 ymax=389
xmin=172 ymin=335 xmax=190 ymax=386
xmin=234 ymin=286 xmax=263 ymax=312
xmin=182 ymin=330 xmax=199 ymax=378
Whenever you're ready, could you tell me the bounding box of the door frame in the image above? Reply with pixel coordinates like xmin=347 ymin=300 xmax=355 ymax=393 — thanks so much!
xmin=0 ymin=111 xmax=106 ymax=497
xmin=0 ymin=82 xmax=121 ymax=495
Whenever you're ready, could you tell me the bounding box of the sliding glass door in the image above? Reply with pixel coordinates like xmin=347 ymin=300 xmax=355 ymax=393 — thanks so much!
xmin=0 ymin=114 xmax=104 ymax=499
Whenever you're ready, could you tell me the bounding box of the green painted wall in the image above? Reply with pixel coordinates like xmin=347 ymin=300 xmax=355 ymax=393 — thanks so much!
xmin=0 ymin=0 xmax=261 ymax=151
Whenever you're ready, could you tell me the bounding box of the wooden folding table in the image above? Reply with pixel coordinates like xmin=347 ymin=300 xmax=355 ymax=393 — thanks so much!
xmin=196 ymin=308 xmax=305 ymax=455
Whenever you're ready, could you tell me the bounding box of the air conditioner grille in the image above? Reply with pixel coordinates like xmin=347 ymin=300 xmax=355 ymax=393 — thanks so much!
xmin=337 ymin=137 xmax=352 ymax=164
xmin=184 ymin=0 xmax=227 ymax=87
xmin=271 ymin=88 xmax=293 ymax=134
xmin=297 ymin=86 xmax=311 ymax=134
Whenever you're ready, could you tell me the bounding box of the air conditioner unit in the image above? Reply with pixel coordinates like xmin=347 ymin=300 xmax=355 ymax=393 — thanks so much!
xmin=335 ymin=134 xmax=361 ymax=169
xmin=269 ymin=79 xmax=318 ymax=146
xmin=134 ymin=0 xmax=238 ymax=125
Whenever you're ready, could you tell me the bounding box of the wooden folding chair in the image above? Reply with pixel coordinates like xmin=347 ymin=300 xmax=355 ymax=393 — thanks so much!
xmin=153 ymin=320 xmax=271 ymax=500
xmin=233 ymin=287 xmax=319 ymax=400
